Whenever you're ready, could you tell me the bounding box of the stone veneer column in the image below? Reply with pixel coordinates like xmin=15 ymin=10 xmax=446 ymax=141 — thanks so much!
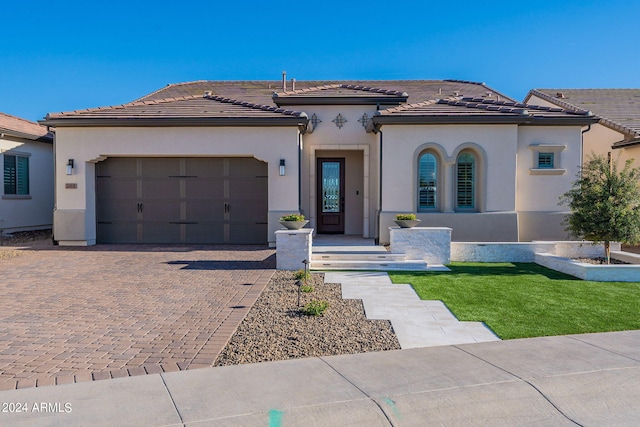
xmin=275 ymin=229 xmax=313 ymax=270
xmin=390 ymin=227 xmax=452 ymax=265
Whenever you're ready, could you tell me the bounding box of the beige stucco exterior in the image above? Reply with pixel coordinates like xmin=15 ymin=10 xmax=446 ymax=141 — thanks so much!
xmin=299 ymin=105 xmax=378 ymax=239
xmin=515 ymin=126 xmax=581 ymax=241
xmin=53 ymin=126 xmax=300 ymax=246
xmin=376 ymin=123 xmax=585 ymax=243
xmin=51 ymin=103 xmax=589 ymax=246
xmin=527 ymin=94 xmax=640 ymax=168
xmin=1 ymin=137 xmax=53 ymax=232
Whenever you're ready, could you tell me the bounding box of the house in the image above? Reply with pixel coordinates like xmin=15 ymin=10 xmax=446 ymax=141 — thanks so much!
xmin=525 ymin=89 xmax=640 ymax=168
xmin=0 ymin=112 xmax=54 ymax=234
xmin=41 ymin=78 xmax=597 ymax=247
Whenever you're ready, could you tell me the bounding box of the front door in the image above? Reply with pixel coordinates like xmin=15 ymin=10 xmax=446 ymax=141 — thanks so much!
xmin=317 ymin=158 xmax=345 ymax=234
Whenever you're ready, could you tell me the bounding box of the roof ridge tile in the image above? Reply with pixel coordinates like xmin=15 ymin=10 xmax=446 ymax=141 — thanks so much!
xmin=203 ymin=93 xmax=304 ymax=117
xmin=379 ymin=97 xmax=459 ymax=114
xmin=274 ymin=83 xmax=408 ymax=97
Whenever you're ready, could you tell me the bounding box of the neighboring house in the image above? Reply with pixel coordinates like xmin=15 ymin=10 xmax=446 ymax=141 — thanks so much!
xmin=525 ymin=89 xmax=640 ymax=168
xmin=0 ymin=112 xmax=54 ymax=233
xmin=42 ymin=79 xmax=596 ymax=246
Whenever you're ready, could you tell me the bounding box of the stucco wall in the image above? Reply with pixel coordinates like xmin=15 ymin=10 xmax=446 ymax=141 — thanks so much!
xmin=583 ymin=124 xmax=640 ymax=171
xmin=380 ymin=124 xmax=519 ymax=213
xmin=526 ymin=94 xmax=640 ymax=169
xmin=53 ymin=126 xmax=301 ymax=245
xmin=377 ymin=124 xmax=519 ymax=242
xmin=376 ymin=122 xmax=585 ymax=243
xmin=516 ymin=126 xmax=580 ymax=211
xmin=515 ymin=125 xmax=582 ymax=241
xmin=300 ymin=105 xmax=379 ymax=238
xmin=0 ymin=139 xmax=53 ymax=232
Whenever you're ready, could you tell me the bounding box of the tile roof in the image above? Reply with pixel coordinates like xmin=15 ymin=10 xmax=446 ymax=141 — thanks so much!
xmin=526 ymin=89 xmax=640 ymax=143
xmin=0 ymin=112 xmax=53 ymax=141
xmin=371 ymin=97 xmax=594 ymax=124
xmin=137 ymin=79 xmax=515 ymax=106
xmin=273 ymin=84 xmax=408 ymax=98
xmin=43 ymin=94 xmax=308 ymax=126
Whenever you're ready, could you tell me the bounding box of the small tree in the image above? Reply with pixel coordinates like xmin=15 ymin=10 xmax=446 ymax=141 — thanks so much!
xmin=560 ymin=153 xmax=640 ymax=263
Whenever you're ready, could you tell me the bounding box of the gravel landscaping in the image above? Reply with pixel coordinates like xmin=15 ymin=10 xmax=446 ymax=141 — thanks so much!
xmin=1 ymin=229 xmax=51 ymax=245
xmin=0 ymin=230 xmax=51 ymax=259
xmin=214 ymin=270 xmax=401 ymax=366
xmin=573 ymin=257 xmax=628 ymax=265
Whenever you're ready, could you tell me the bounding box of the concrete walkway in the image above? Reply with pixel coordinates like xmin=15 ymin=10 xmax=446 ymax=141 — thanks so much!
xmin=1 ymin=330 xmax=639 ymax=426
xmin=325 ymin=271 xmax=500 ymax=348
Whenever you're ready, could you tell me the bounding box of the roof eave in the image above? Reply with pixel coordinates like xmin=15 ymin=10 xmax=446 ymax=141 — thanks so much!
xmin=371 ymin=115 xmax=598 ymax=126
xmin=0 ymin=128 xmax=53 ymax=143
xmin=612 ymin=138 xmax=640 ymax=149
xmin=40 ymin=116 xmax=309 ymax=128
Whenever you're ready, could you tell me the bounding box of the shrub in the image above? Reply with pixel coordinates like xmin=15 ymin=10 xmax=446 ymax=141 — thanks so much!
xmin=395 ymin=213 xmax=417 ymax=221
xmin=293 ymin=269 xmax=311 ymax=281
xmin=300 ymin=284 xmax=314 ymax=293
xmin=301 ymin=300 xmax=329 ymax=316
xmin=560 ymin=153 xmax=640 ymax=263
xmin=280 ymin=214 xmax=305 ymax=222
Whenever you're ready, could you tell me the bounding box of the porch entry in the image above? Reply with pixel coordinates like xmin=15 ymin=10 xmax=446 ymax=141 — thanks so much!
xmin=316 ymin=157 xmax=345 ymax=234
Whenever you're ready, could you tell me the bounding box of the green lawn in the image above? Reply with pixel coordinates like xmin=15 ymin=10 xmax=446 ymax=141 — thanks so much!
xmin=389 ymin=263 xmax=640 ymax=340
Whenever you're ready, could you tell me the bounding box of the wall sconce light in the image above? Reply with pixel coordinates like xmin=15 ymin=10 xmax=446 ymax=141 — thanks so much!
xmin=66 ymin=159 xmax=74 ymax=175
xmin=279 ymin=159 xmax=286 ymax=176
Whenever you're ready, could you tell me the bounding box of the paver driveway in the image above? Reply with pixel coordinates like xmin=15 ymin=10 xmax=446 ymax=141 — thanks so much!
xmin=0 ymin=243 xmax=275 ymax=390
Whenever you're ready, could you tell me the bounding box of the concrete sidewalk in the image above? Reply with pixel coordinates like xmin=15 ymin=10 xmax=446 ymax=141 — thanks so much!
xmin=1 ymin=330 xmax=639 ymax=426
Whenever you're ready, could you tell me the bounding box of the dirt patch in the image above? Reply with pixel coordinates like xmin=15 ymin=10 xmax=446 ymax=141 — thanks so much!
xmin=1 ymin=229 xmax=52 ymax=245
xmin=573 ymin=257 xmax=629 ymax=265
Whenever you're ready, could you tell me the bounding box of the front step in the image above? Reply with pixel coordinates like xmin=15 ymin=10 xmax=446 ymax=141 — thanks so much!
xmin=310 ymin=260 xmax=428 ymax=271
xmin=312 ymin=252 xmax=407 ymax=262
xmin=310 ymin=256 xmax=428 ymax=271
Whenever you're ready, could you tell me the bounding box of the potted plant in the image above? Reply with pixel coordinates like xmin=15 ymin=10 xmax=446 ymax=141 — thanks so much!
xmin=394 ymin=213 xmax=421 ymax=228
xmin=279 ymin=213 xmax=309 ymax=230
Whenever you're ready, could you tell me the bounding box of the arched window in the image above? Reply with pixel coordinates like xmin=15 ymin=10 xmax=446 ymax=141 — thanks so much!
xmin=418 ymin=152 xmax=438 ymax=210
xmin=456 ymin=152 xmax=475 ymax=209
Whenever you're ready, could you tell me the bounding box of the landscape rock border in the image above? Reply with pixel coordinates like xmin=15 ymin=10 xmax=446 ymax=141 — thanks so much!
xmin=215 ymin=270 xmax=401 ymax=366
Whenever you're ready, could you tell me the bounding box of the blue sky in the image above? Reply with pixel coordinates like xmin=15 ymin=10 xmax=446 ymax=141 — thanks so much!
xmin=2 ymin=0 xmax=639 ymax=121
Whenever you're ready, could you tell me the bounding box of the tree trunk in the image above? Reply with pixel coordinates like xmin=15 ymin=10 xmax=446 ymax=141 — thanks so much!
xmin=605 ymin=241 xmax=611 ymax=264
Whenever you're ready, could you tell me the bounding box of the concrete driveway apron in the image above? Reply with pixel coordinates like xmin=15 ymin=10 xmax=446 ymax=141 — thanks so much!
xmin=0 ymin=244 xmax=274 ymax=390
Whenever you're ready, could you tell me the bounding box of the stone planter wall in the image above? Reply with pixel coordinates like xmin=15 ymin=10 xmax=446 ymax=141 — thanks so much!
xmin=451 ymin=242 xmax=555 ymax=262
xmin=276 ymin=229 xmax=312 ymax=271
xmin=535 ymin=252 xmax=640 ymax=282
xmin=552 ymin=241 xmax=621 ymax=258
xmin=390 ymin=227 xmax=452 ymax=265
xmin=451 ymin=241 xmax=621 ymax=262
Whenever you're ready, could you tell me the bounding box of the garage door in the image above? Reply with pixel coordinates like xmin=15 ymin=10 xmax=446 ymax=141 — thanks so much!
xmin=96 ymin=157 xmax=268 ymax=244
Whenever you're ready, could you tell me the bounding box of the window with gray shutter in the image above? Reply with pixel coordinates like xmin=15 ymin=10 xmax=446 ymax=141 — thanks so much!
xmin=3 ymin=154 xmax=29 ymax=196
xmin=456 ymin=152 xmax=475 ymax=209
xmin=418 ymin=152 xmax=437 ymax=209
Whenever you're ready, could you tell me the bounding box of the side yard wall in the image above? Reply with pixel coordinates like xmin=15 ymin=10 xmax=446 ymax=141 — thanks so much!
xmin=535 ymin=253 xmax=640 ymax=282
xmin=451 ymin=241 xmax=620 ymax=262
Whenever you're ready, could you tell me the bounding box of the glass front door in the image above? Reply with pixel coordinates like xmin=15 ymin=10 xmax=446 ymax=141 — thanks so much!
xmin=317 ymin=158 xmax=345 ymax=233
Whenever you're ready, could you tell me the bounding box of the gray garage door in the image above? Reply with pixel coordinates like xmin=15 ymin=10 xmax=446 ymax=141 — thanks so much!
xmin=96 ymin=157 xmax=268 ymax=244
